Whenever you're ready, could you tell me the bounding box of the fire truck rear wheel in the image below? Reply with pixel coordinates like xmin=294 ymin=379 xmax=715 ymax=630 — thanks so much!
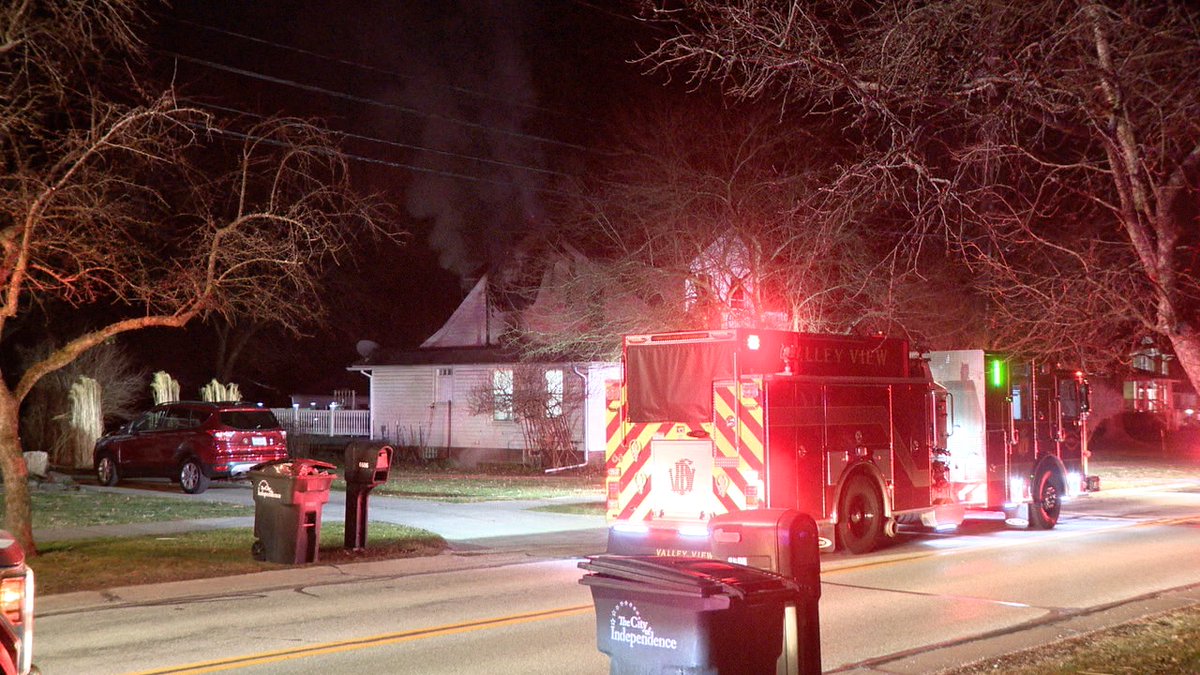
xmin=1028 ymin=467 xmax=1063 ymax=530
xmin=837 ymin=476 xmax=887 ymax=554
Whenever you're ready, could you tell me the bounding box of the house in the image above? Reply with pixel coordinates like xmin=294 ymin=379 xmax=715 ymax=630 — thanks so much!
xmin=1122 ymin=341 xmax=1198 ymax=431
xmin=685 ymin=232 xmax=790 ymax=330
xmin=348 ymin=275 xmax=619 ymax=468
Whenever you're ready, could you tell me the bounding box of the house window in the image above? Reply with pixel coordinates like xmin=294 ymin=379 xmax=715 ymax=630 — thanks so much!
xmin=545 ymin=368 xmax=564 ymax=418
xmin=492 ymin=369 xmax=514 ymax=421
xmin=435 ymin=368 xmax=454 ymax=403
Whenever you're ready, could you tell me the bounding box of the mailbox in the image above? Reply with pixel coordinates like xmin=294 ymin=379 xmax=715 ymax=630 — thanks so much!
xmin=342 ymin=442 xmax=394 ymax=551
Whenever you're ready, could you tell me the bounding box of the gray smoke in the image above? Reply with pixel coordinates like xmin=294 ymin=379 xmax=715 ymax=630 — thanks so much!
xmin=366 ymin=1 xmax=546 ymax=279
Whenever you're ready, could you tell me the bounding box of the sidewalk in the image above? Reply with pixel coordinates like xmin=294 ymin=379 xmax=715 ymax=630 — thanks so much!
xmin=35 ymin=480 xmax=608 ymax=547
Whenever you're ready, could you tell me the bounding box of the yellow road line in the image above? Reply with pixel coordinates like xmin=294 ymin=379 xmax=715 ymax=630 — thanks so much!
xmin=124 ymin=604 xmax=594 ymax=675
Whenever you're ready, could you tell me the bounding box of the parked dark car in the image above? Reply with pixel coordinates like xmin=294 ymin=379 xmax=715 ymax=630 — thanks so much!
xmin=93 ymin=402 xmax=288 ymax=494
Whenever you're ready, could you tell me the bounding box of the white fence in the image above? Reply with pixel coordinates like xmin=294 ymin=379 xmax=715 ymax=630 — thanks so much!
xmin=271 ymin=408 xmax=371 ymax=437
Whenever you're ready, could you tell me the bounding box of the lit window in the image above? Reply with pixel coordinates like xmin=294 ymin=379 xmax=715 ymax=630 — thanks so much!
xmin=492 ymin=369 xmax=514 ymax=421
xmin=545 ymin=369 xmax=563 ymax=418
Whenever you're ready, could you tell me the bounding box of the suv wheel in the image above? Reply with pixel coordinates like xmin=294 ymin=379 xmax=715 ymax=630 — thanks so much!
xmin=179 ymin=458 xmax=211 ymax=494
xmin=96 ymin=454 xmax=119 ymax=487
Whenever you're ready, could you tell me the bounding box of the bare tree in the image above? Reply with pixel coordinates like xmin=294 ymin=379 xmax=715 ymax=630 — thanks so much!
xmin=638 ymin=1 xmax=1200 ymax=388
xmin=509 ymin=103 xmax=969 ymax=358
xmin=0 ymin=2 xmax=392 ymax=553
xmin=467 ymin=364 xmax=585 ymax=469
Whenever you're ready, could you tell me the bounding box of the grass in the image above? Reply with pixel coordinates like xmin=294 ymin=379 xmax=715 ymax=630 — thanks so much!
xmin=948 ymin=604 xmax=1200 ymax=674
xmin=14 ymin=489 xmax=251 ymax=529
xmin=34 ymin=522 xmax=445 ymax=596
xmin=367 ymin=464 xmax=602 ymax=502
xmin=1090 ymin=454 xmax=1200 ymax=491
xmin=530 ymin=500 xmax=605 ymax=516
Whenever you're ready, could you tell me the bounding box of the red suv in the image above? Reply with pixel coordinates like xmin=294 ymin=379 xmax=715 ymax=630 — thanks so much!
xmin=93 ymin=402 xmax=289 ymax=494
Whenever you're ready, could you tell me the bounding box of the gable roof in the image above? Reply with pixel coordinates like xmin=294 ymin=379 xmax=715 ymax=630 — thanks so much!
xmin=420 ymin=275 xmax=506 ymax=348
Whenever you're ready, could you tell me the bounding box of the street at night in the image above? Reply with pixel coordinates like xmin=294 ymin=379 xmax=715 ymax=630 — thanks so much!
xmin=5 ymin=2 xmax=1200 ymax=674
xmin=32 ymin=467 xmax=1200 ymax=674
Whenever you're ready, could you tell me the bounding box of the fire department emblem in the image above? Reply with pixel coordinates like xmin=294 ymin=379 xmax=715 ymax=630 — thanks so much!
xmin=669 ymin=459 xmax=696 ymax=495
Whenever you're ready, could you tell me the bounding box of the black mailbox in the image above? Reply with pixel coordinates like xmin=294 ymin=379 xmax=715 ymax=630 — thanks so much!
xmin=342 ymin=442 xmax=394 ymax=551
xmin=344 ymin=441 xmax=392 ymax=485
xmin=709 ymin=509 xmax=822 ymax=675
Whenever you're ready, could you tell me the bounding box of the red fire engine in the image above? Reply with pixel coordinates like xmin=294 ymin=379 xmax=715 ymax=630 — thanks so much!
xmin=604 ymin=329 xmax=1098 ymax=555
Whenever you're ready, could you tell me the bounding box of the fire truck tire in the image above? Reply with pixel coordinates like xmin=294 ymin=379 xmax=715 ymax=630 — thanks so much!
xmin=1028 ymin=467 xmax=1063 ymax=530
xmin=837 ymin=476 xmax=887 ymax=554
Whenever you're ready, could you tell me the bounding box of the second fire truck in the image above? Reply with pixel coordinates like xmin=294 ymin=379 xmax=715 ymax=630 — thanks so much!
xmin=604 ymin=328 xmax=1097 ymax=555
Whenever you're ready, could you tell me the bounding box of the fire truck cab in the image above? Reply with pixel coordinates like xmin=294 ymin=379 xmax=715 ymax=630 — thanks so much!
xmin=604 ymin=329 xmax=1096 ymax=555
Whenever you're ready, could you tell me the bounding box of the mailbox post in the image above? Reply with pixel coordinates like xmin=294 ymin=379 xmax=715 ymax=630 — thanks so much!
xmin=343 ymin=441 xmax=393 ymax=551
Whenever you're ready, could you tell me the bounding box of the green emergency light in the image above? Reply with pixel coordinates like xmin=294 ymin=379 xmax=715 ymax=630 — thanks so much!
xmin=989 ymin=358 xmax=1005 ymax=388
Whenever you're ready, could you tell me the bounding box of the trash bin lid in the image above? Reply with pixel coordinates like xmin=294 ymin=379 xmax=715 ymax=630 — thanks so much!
xmin=249 ymin=458 xmax=336 ymax=475
xmin=580 ymin=555 xmax=797 ymax=600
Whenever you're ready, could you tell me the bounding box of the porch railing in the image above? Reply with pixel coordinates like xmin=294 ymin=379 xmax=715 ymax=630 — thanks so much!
xmin=270 ymin=408 xmax=371 ymax=437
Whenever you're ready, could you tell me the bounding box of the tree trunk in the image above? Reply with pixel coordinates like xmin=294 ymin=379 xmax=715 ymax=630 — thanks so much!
xmin=0 ymin=390 xmax=36 ymax=555
xmin=1168 ymin=331 xmax=1200 ymax=410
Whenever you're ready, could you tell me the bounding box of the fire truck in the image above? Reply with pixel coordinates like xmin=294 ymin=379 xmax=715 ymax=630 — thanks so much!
xmin=604 ymin=328 xmax=1097 ymax=555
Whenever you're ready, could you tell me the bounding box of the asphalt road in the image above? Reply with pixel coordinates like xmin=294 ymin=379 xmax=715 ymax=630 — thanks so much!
xmin=32 ymin=480 xmax=1200 ymax=674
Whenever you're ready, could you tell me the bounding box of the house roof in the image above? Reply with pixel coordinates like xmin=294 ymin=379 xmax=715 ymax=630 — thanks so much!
xmin=419 ymin=275 xmax=506 ymax=349
xmin=349 ymin=271 xmax=615 ymax=371
xmin=350 ymin=346 xmax=521 ymax=368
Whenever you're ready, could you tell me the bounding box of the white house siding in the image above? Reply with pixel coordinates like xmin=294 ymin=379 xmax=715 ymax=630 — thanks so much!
xmin=361 ymin=359 xmax=619 ymax=466
xmin=444 ymin=365 xmax=526 ymax=460
xmin=368 ymin=366 xmax=436 ymax=449
xmin=364 ymin=363 xmax=528 ymax=464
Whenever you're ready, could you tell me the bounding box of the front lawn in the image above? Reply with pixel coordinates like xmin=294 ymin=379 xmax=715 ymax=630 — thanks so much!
xmin=35 ymin=522 xmax=445 ymax=595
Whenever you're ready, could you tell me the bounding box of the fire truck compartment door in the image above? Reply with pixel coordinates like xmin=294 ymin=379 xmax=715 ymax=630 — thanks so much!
xmin=648 ymin=439 xmax=716 ymax=520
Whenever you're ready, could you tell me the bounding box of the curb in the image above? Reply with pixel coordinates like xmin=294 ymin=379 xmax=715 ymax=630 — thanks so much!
xmin=831 ymin=583 xmax=1200 ymax=673
xmin=36 ymin=548 xmax=555 ymax=617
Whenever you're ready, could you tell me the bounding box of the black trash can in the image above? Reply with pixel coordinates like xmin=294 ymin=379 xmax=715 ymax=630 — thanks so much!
xmin=248 ymin=458 xmax=336 ymax=564
xmin=579 ymin=555 xmax=800 ymax=675
xmin=342 ymin=442 xmax=393 ymax=551
xmin=709 ymin=509 xmax=822 ymax=675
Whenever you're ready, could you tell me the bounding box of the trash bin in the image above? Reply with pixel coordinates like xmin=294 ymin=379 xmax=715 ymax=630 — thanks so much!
xmin=248 ymin=458 xmax=336 ymax=564
xmin=342 ymin=442 xmax=393 ymax=551
xmin=709 ymin=509 xmax=822 ymax=675
xmin=579 ymin=555 xmax=800 ymax=675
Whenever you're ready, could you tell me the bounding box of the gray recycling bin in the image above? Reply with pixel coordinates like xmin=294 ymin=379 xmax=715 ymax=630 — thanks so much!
xmin=248 ymin=458 xmax=335 ymax=564
xmin=709 ymin=509 xmax=822 ymax=675
xmin=579 ymin=555 xmax=800 ymax=675
xmin=342 ymin=442 xmax=393 ymax=551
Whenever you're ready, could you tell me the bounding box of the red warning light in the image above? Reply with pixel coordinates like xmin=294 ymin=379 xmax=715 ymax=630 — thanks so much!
xmin=746 ymin=334 xmax=761 ymax=351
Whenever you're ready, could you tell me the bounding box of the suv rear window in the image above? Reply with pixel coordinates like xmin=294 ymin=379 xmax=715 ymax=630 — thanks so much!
xmin=218 ymin=410 xmax=281 ymax=431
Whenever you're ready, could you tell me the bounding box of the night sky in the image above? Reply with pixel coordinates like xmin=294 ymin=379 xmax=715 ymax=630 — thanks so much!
xmin=126 ymin=1 xmax=664 ymax=403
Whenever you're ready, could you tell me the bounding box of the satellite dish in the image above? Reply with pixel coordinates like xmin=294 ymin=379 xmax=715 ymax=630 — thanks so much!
xmin=356 ymin=340 xmax=380 ymax=359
